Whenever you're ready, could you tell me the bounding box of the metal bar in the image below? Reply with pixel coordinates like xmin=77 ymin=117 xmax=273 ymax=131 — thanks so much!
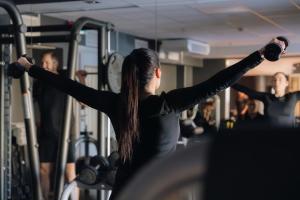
xmin=0 ymin=36 xmax=6 ymax=200
xmin=96 ymin=26 xmax=108 ymax=200
xmin=60 ymin=180 xmax=78 ymax=200
xmin=0 ymin=35 xmax=71 ymax=44
xmin=0 ymin=23 xmax=110 ymax=34
xmin=107 ymin=28 xmax=111 ymax=157
xmin=0 ymin=24 xmax=70 ymax=34
xmin=106 ymin=28 xmax=112 ymax=200
xmin=54 ymin=17 xmax=113 ymax=200
xmin=14 ymin=0 xmax=81 ymax=4
xmin=3 ymin=43 xmax=12 ymax=200
xmin=98 ymin=27 xmax=107 ymax=157
xmin=0 ymin=0 xmax=43 ymax=200
xmin=26 ymin=24 xmax=73 ymax=32
xmin=86 ymin=72 xmax=98 ymax=75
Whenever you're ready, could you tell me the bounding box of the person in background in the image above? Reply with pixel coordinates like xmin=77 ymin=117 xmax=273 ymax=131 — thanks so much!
xmin=194 ymin=100 xmax=217 ymax=137
xmin=32 ymin=51 xmax=79 ymax=200
xmin=235 ymin=99 xmax=264 ymax=128
xmin=232 ymin=71 xmax=300 ymax=128
xmin=245 ymin=99 xmax=264 ymax=121
xmin=235 ymin=91 xmax=249 ymax=121
xmin=180 ymin=105 xmax=204 ymax=138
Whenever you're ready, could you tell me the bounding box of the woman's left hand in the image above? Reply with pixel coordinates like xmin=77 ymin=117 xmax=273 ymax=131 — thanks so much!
xmin=17 ymin=57 xmax=33 ymax=71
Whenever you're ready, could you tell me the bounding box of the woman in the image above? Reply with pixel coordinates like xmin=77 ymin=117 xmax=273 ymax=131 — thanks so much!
xmin=17 ymin=39 xmax=283 ymax=199
xmin=232 ymin=72 xmax=300 ymax=128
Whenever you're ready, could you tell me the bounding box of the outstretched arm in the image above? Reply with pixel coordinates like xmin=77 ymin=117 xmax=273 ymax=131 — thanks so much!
xmin=293 ymin=91 xmax=300 ymax=100
xmin=232 ymin=84 xmax=266 ymax=101
xmin=27 ymin=65 xmax=117 ymax=115
xmin=165 ymin=51 xmax=264 ymax=113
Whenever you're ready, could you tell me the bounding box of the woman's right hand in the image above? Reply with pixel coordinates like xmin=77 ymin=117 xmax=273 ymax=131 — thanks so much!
xmin=260 ymin=38 xmax=287 ymax=57
xmin=75 ymin=70 xmax=87 ymax=85
xmin=17 ymin=56 xmax=33 ymax=71
xmin=75 ymin=70 xmax=87 ymax=78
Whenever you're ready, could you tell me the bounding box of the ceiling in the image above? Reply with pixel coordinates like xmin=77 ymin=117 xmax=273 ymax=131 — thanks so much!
xmin=9 ymin=0 xmax=300 ymax=57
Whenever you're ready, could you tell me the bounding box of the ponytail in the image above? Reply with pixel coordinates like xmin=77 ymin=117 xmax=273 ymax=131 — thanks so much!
xmin=118 ymin=48 xmax=160 ymax=162
xmin=119 ymin=55 xmax=140 ymax=162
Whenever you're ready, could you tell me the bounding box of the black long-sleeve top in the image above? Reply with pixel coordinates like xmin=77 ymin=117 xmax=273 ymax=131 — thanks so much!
xmin=28 ymin=51 xmax=263 ymax=198
xmin=32 ymin=70 xmax=67 ymax=139
xmin=232 ymin=84 xmax=300 ymax=127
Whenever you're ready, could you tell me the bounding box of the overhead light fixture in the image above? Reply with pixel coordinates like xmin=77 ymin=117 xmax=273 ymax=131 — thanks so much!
xmin=27 ymin=44 xmax=56 ymax=50
xmin=84 ymin=0 xmax=101 ymax=4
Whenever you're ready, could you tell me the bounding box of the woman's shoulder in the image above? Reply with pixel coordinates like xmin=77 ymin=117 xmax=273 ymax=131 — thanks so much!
xmin=140 ymin=92 xmax=174 ymax=116
xmin=58 ymin=69 xmax=67 ymax=76
xmin=285 ymin=91 xmax=300 ymax=98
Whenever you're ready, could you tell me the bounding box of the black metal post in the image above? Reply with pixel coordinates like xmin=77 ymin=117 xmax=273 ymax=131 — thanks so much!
xmin=0 ymin=34 xmax=7 ymax=200
xmin=96 ymin=27 xmax=106 ymax=200
xmin=0 ymin=0 xmax=43 ymax=200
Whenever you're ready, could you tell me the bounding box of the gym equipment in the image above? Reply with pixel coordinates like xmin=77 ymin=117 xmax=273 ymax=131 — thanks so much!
xmin=264 ymin=36 xmax=289 ymax=61
xmin=0 ymin=37 xmax=12 ymax=200
xmin=0 ymin=4 xmax=114 ymax=199
xmin=75 ymin=131 xmax=98 ymax=157
xmin=0 ymin=1 xmax=42 ymax=200
xmin=61 ymin=151 xmax=120 ymax=200
xmin=7 ymin=55 xmax=33 ymax=78
xmin=77 ymin=155 xmax=110 ymax=185
xmin=1 ymin=14 xmax=115 ymax=199
xmin=107 ymin=151 xmax=120 ymax=169
xmin=11 ymin=127 xmax=32 ymax=200
xmin=75 ymin=152 xmax=119 ymax=187
xmin=54 ymin=18 xmax=113 ymax=199
xmin=3 ymin=17 xmax=114 ymax=199
xmin=106 ymin=52 xmax=124 ymax=93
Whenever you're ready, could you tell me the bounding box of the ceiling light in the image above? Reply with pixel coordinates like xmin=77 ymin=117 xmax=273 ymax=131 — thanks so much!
xmin=84 ymin=0 xmax=101 ymax=4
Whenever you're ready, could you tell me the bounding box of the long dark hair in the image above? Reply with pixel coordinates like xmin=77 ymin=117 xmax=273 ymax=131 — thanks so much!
xmin=119 ymin=48 xmax=160 ymax=162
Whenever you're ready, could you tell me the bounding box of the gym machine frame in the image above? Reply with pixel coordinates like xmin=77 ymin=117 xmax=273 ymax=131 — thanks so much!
xmin=0 ymin=1 xmax=43 ymax=200
xmin=55 ymin=17 xmax=113 ymax=200
xmin=0 ymin=14 xmax=114 ymax=199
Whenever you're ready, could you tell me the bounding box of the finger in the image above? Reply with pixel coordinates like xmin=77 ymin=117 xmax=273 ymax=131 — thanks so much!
xmin=17 ymin=57 xmax=27 ymax=65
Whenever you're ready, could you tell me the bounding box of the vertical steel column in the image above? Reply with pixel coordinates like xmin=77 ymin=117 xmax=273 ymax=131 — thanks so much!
xmin=97 ymin=26 xmax=107 ymax=158
xmin=0 ymin=36 xmax=6 ymax=200
xmin=106 ymin=28 xmax=113 ymax=200
xmin=0 ymin=1 xmax=43 ymax=200
xmin=96 ymin=22 xmax=114 ymax=200
xmin=53 ymin=22 xmax=79 ymax=200
xmin=97 ymin=25 xmax=107 ymax=200
xmin=1 ymin=43 xmax=13 ymax=200
xmin=106 ymin=28 xmax=112 ymax=156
